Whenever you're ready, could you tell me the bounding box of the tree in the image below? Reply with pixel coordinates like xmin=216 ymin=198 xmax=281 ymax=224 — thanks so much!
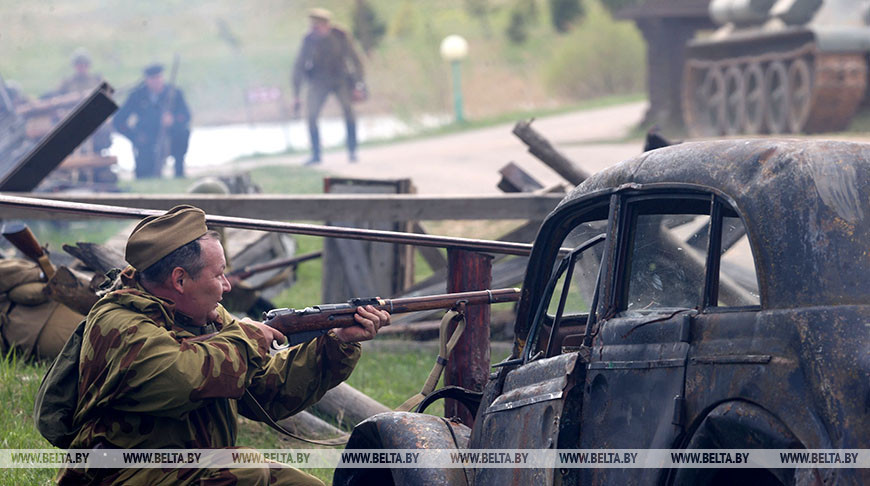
xmin=549 ymin=0 xmax=584 ymax=33
xmin=506 ymin=0 xmax=539 ymax=44
xmin=352 ymin=0 xmax=386 ymax=54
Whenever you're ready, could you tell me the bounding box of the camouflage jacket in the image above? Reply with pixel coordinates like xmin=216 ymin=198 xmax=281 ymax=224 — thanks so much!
xmin=67 ymin=267 xmax=360 ymax=450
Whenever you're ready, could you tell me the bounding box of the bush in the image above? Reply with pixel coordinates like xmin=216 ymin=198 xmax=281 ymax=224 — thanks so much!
xmin=352 ymin=0 xmax=386 ymax=53
xmin=600 ymin=0 xmax=643 ymax=16
xmin=549 ymin=0 xmax=584 ymax=33
xmin=544 ymin=0 xmax=645 ymax=99
xmin=506 ymin=0 xmax=538 ymax=45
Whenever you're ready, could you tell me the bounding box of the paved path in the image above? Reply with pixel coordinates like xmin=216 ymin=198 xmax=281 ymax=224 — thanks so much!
xmin=200 ymin=102 xmax=648 ymax=195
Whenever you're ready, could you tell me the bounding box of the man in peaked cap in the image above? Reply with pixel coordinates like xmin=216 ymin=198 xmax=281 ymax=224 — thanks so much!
xmin=292 ymin=7 xmax=366 ymax=165
xmin=58 ymin=205 xmax=389 ymax=485
xmin=113 ymin=63 xmax=192 ymax=179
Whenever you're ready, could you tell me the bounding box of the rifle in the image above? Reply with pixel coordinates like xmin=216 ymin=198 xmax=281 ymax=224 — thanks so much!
xmin=264 ymin=287 xmax=521 ymax=346
xmin=2 ymin=222 xmax=55 ymax=280
xmin=226 ymin=250 xmax=322 ymax=287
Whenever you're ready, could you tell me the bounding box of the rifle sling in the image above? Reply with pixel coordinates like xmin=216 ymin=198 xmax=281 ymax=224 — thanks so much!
xmin=395 ymin=309 xmax=466 ymax=413
xmin=240 ymin=390 xmax=349 ymax=447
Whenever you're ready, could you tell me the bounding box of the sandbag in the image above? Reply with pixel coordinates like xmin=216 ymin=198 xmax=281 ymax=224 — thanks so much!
xmin=35 ymin=303 xmax=83 ymax=360
xmin=0 ymin=259 xmax=43 ymax=293
xmin=8 ymin=282 xmax=49 ymax=306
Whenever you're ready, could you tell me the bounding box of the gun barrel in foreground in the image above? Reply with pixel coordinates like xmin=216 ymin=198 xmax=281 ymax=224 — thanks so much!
xmin=264 ymin=288 xmax=521 ymax=344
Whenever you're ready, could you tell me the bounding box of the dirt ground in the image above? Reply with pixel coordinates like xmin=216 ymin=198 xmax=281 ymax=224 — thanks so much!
xmin=200 ymin=102 xmax=648 ymax=195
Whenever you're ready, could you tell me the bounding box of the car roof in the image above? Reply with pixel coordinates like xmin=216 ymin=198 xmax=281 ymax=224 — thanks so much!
xmin=559 ymin=139 xmax=870 ymax=308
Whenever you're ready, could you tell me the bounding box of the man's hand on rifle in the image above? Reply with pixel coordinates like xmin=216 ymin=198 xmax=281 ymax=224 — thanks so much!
xmin=162 ymin=112 xmax=174 ymax=127
xmin=240 ymin=317 xmax=286 ymax=344
xmin=332 ymin=305 xmax=390 ymax=343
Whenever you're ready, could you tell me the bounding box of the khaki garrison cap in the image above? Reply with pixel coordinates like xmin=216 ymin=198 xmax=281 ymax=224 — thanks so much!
xmin=308 ymin=7 xmax=333 ymax=21
xmin=125 ymin=205 xmax=208 ymax=271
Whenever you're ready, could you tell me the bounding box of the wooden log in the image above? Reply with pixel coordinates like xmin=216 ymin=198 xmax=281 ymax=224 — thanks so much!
xmin=62 ymin=242 xmax=126 ymax=274
xmin=309 ymin=382 xmax=391 ymax=429
xmin=498 ymin=161 xmax=544 ymax=193
xmin=513 ymin=119 xmax=590 ymax=186
xmin=46 ymin=266 xmax=99 ymax=315
xmin=276 ymin=411 xmax=348 ymax=441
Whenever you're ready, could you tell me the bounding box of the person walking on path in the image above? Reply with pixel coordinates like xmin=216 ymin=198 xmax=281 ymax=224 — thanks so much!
xmin=113 ymin=64 xmax=191 ymax=178
xmin=292 ymin=8 xmax=366 ymax=165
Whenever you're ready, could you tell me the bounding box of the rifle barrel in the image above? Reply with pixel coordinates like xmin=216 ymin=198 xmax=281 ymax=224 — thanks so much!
xmin=0 ymin=194 xmax=535 ymax=256
xmin=265 ymin=287 xmax=521 ymax=336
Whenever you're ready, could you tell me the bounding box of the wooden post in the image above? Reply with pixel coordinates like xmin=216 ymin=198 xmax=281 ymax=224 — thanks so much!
xmin=444 ymin=248 xmax=493 ymax=426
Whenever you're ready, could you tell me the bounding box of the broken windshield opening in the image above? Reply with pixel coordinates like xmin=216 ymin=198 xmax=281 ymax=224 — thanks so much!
xmin=546 ymin=220 xmax=609 ymax=317
xmin=525 ymin=226 xmax=607 ymax=363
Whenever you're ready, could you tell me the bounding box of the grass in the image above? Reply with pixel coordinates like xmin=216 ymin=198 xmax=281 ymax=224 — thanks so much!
xmin=0 ymin=342 xmax=513 ymax=485
xmin=0 ymin=354 xmax=55 ymax=485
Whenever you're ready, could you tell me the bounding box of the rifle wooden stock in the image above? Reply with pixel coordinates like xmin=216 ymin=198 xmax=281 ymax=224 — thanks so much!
xmin=264 ymin=288 xmax=521 ymax=338
xmin=2 ymin=222 xmax=55 ymax=280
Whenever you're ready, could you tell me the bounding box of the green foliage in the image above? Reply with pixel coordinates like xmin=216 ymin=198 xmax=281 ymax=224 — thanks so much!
xmin=387 ymin=0 xmax=419 ymax=39
xmin=506 ymin=0 xmax=539 ymax=45
xmin=464 ymin=0 xmax=494 ymax=37
xmin=544 ymin=0 xmax=645 ymax=100
xmin=600 ymin=0 xmax=643 ymax=16
xmin=352 ymin=0 xmax=386 ymax=53
xmin=549 ymin=0 xmax=585 ymax=32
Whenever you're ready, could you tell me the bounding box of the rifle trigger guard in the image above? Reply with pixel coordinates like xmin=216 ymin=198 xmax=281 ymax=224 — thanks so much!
xmin=451 ymin=300 xmax=467 ymax=316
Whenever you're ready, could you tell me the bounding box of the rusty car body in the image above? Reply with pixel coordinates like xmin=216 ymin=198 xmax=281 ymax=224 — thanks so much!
xmin=335 ymin=139 xmax=870 ymax=485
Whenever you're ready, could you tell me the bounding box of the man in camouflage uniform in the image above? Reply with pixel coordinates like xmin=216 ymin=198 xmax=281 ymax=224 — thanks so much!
xmin=58 ymin=205 xmax=389 ymax=485
xmin=292 ymin=8 xmax=365 ymax=164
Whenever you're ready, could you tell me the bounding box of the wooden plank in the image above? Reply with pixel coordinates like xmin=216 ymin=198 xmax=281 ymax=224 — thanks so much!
xmin=6 ymin=193 xmax=564 ymax=222
xmin=412 ymin=222 xmax=448 ymax=272
xmin=332 ymin=238 xmax=379 ymax=297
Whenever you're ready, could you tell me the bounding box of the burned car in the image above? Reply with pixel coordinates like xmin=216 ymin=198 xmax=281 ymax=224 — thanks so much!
xmin=336 ymin=139 xmax=870 ymax=485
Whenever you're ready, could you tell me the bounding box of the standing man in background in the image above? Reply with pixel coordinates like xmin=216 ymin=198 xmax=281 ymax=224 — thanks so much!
xmin=113 ymin=64 xmax=191 ymax=179
xmin=292 ymin=7 xmax=366 ymax=165
xmin=57 ymin=48 xmax=103 ymax=95
xmin=57 ymin=48 xmax=113 ymax=153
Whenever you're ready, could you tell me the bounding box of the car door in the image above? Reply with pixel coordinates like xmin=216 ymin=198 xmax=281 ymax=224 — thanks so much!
xmin=578 ymin=193 xmax=715 ymax=485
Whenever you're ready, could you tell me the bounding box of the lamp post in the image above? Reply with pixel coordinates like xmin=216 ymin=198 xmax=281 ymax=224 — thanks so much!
xmin=440 ymin=35 xmax=469 ymax=124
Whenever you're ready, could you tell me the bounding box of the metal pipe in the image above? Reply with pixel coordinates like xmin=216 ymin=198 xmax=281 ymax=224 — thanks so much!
xmin=0 ymin=193 xmax=535 ymax=256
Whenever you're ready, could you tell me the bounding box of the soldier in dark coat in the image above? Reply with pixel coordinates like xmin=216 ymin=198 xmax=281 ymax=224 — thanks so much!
xmin=292 ymin=8 xmax=365 ymax=164
xmin=113 ymin=64 xmax=191 ymax=178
